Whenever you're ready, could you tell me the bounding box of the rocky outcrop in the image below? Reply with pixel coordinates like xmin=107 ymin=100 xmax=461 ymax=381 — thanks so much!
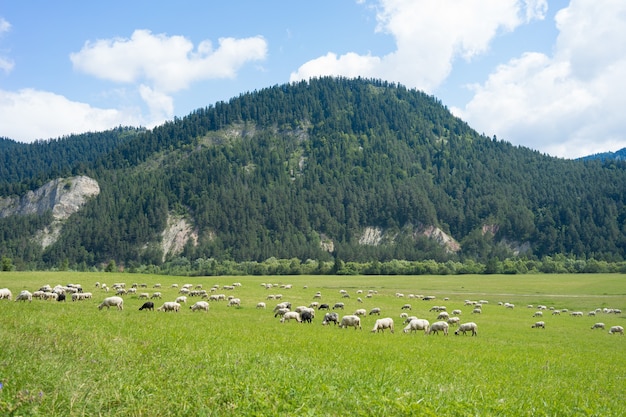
xmin=0 ymin=176 xmax=100 ymax=249
xmin=0 ymin=176 xmax=100 ymax=220
xmin=356 ymin=224 xmax=461 ymax=254
xmin=161 ymin=214 xmax=198 ymax=261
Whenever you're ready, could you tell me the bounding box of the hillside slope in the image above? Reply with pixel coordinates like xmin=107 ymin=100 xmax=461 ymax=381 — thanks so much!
xmin=1 ymin=77 xmax=626 ymax=268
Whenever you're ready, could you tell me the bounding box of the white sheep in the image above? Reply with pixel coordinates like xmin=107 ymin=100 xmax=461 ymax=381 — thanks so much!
xmin=368 ymin=307 xmax=381 ymax=315
xmin=332 ymin=302 xmax=345 ymax=310
xmin=339 ymin=315 xmax=362 ymax=330
xmin=608 ymin=326 xmax=624 ymax=335
xmin=227 ymin=298 xmax=241 ymax=307
xmin=437 ymin=311 xmax=450 ymax=320
xmin=274 ymin=308 xmax=290 ymax=318
xmin=570 ymin=311 xmax=584 ymax=317
xmin=451 ymin=309 xmax=462 ymax=315
xmin=354 ymin=308 xmax=367 ymax=316
xmin=591 ymin=323 xmax=605 ymax=330
xmin=401 ymin=304 xmax=412 ymax=310
xmin=447 ymin=317 xmax=461 ymax=326
xmin=157 ymin=302 xmax=181 ymax=312
xmin=175 ymin=296 xmax=187 ymax=304
xmin=371 ymin=318 xmax=394 ymax=333
xmin=531 ymin=321 xmax=545 ymax=329
xmin=151 ymin=292 xmax=162 ymax=299
xmin=454 ymin=322 xmax=478 ymax=336
xmin=533 ymin=311 xmax=543 ymax=317
xmin=0 ymin=288 xmax=12 ymax=300
xmin=190 ymin=301 xmax=209 ymax=312
xmin=15 ymin=290 xmax=32 ymax=302
xmin=280 ymin=311 xmax=301 ymax=323
xmin=98 ymin=296 xmax=124 ymax=310
xmin=256 ymin=302 xmax=266 ymax=309
xmin=428 ymin=321 xmax=449 ymax=335
xmin=403 ymin=318 xmax=430 ymax=334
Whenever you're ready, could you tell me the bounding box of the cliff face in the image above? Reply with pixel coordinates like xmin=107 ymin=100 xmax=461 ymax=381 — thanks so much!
xmin=0 ymin=176 xmax=100 ymax=248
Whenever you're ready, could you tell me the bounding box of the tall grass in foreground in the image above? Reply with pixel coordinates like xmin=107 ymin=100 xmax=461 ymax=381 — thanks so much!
xmin=0 ymin=272 xmax=624 ymax=416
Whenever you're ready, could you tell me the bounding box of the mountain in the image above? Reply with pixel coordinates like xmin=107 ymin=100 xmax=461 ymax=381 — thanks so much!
xmin=1 ymin=77 xmax=626 ymax=270
xmin=580 ymin=148 xmax=626 ymax=162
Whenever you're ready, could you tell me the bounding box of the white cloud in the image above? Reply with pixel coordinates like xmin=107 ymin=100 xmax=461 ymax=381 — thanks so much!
xmin=0 ymin=17 xmax=14 ymax=73
xmin=458 ymin=0 xmax=626 ymax=158
xmin=291 ymin=0 xmax=546 ymax=91
xmin=70 ymin=30 xmax=268 ymax=118
xmin=0 ymin=89 xmax=142 ymax=142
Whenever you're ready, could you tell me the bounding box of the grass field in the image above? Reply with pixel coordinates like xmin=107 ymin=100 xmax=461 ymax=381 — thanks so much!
xmin=0 ymin=272 xmax=625 ymax=416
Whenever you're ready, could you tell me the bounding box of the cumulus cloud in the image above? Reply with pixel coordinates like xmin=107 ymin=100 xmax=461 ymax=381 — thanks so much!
xmin=291 ymin=0 xmax=546 ymax=91
xmin=0 ymin=89 xmax=141 ymax=141
xmin=458 ymin=0 xmax=626 ymax=158
xmin=70 ymin=30 xmax=268 ymax=117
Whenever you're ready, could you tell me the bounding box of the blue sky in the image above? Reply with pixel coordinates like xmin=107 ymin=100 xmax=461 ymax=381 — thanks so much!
xmin=1 ymin=0 xmax=624 ymax=158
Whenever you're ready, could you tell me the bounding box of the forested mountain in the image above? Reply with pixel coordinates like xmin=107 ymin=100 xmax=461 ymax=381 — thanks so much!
xmin=580 ymin=147 xmax=626 ymax=162
xmin=1 ymin=77 xmax=626 ymax=271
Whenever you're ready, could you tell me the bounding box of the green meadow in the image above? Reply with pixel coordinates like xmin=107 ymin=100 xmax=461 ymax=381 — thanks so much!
xmin=0 ymin=272 xmax=624 ymax=416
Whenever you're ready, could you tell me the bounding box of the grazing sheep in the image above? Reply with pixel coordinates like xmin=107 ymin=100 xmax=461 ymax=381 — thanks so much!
xmin=57 ymin=293 xmax=66 ymax=302
xmin=332 ymin=302 xmax=345 ymax=310
xmin=300 ymin=310 xmax=314 ymax=323
xmin=175 ymin=296 xmax=187 ymax=304
xmin=591 ymin=323 xmax=605 ymax=330
xmin=98 ymin=296 xmax=124 ymax=310
xmin=15 ymin=290 xmax=32 ymax=302
xmin=157 ymin=302 xmax=181 ymax=312
xmin=318 ymin=303 xmax=330 ymax=310
xmin=531 ymin=321 xmax=546 ymax=329
xmin=401 ymin=304 xmax=412 ymax=310
xmin=138 ymin=293 xmax=149 ymax=299
xmin=227 ymin=298 xmax=241 ymax=307
xmin=339 ymin=315 xmax=362 ymax=330
xmin=437 ymin=312 xmax=450 ymax=320
xmin=454 ymin=322 xmax=478 ymax=336
xmin=472 ymin=308 xmax=482 ymax=314
xmin=451 ymin=309 xmax=462 ymax=316
xmin=403 ymin=318 xmax=430 ymax=334
xmin=369 ymin=307 xmax=381 ymax=315
xmin=533 ymin=311 xmax=543 ymax=317
xmin=151 ymin=292 xmax=162 ymax=299
xmin=138 ymin=301 xmax=154 ymax=311
xmin=322 ymin=312 xmax=339 ymax=326
xmin=256 ymin=302 xmax=266 ymax=309
xmin=570 ymin=311 xmax=584 ymax=317
xmin=447 ymin=317 xmax=461 ymax=326
xmin=190 ymin=301 xmax=210 ymax=312
xmin=280 ymin=311 xmax=301 ymax=323
xmin=608 ymin=326 xmax=624 ymax=335
xmin=354 ymin=308 xmax=367 ymax=316
xmin=428 ymin=321 xmax=449 ymax=335
xmin=371 ymin=318 xmax=394 ymax=333
xmin=274 ymin=307 xmax=290 ymax=317
xmin=551 ymin=310 xmax=561 ymax=315
xmin=0 ymin=288 xmax=12 ymax=300
xmin=403 ymin=316 xmax=418 ymax=324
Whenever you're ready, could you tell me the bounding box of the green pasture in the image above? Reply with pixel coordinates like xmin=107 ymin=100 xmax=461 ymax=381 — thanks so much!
xmin=0 ymin=272 xmax=624 ymax=416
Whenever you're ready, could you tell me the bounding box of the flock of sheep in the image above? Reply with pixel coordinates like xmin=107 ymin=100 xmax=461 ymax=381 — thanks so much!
xmin=2 ymin=280 xmax=623 ymax=337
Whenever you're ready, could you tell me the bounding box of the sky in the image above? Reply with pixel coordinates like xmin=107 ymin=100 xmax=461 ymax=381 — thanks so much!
xmin=1 ymin=0 xmax=625 ymax=159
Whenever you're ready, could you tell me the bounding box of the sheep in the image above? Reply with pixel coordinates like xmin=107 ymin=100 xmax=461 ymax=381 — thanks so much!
xmin=531 ymin=321 xmax=546 ymax=329
xmin=451 ymin=309 xmax=462 ymax=316
xmin=447 ymin=317 xmax=461 ymax=326
xmin=138 ymin=293 xmax=149 ymax=299
xmin=533 ymin=311 xmax=543 ymax=317
xmin=274 ymin=307 xmax=290 ymax=317
xmin=472 ymin=308 xmax=482 ymax=314
xmin=175 ymin=296 xmax=187 ymax=304
xmin=339 ymin=315 xmax=362 ymax=330
xmin=318 ymin=303 xmax=330 ymax=310
xmin=454 ymin=322 xmax=478 ymax=336
xmin=427 ymin=321 xmax=449 ymax=335
xmin=273 ymin=302 xmax=291 ymax=312
xmin=371 ymin=318 xmax=394 ymax=333
xmin=280 ymin=311 xmax=301 ymax=323
xmin=139 ymin=301 xmax=154 ymax=311
xmin=354 ymin=308 xmax=367 ymax=316
xmin=437 ymin=311 xmax=450 ymax=320
xmin=256 ymin=302 xmax=266 ymax=309
xmin=0 ymin=288 xmax=12 ymax=300
xmin=15 ymin=290 xmax=32 ymax=302
xmin=403 ymin=316 xmax=418 ymax=324
xmin=608 ymin=326 xmax=624 ymax=335
xmin=322 ymin=312 xmax=339 ymax=326
xmin=403 ymin=318 xmax=430 ymax=334
xmin=300 ymin=310 xmax=314 ymax=323
xmin=151 ymin=292 xmax=162 ymax=299
xmin=570 ymin=311 xmax=584 ymax=317
xmin=591 ymin=323 xmax=605 ymax=330
xmin=227 ymin=298 xmax=241 ymax=307
xmin=332 ymin=302 xmax=345 ymax=310
xmin=190 ymin=301 xmax=210 ymax=312
xmin=369 ymin=307 xmax=381 ymax=315
xmin=157 ymin=302 xmax=181 ymax=312
xmin=98 ymin=296 xmax=124 ymax=310
xmin=401 ymin=304 xmax=412 ymax=310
